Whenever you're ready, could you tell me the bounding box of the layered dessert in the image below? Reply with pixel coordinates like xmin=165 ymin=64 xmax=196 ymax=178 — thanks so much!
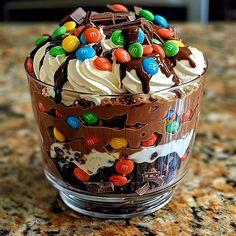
xmin=25 ymin=5 xmax=207 ymax=196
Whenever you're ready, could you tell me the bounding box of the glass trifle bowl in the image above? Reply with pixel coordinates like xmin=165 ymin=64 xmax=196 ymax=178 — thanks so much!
xmin=25 ymin=5 xmax=207 ymax=218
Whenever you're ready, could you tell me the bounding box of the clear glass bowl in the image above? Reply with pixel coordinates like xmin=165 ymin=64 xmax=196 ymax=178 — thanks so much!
xmin=25 ymin=58 xmax=206 ymax=218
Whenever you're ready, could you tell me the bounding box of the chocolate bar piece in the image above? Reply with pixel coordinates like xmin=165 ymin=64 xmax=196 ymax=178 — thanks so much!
xmin=60 ymin=7 xmax=86 ymax=25
xmin=135 ymin=182 xmax=150 ymax=195
xmin=86 ymin=182 xmax=114 ymax=193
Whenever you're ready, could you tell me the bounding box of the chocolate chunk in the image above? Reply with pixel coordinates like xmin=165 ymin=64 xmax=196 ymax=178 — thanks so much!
xmin=134 ymin=6 xmax=142 ymax=16
xmin=142 ymin=171 xmax=161 ymax=183
xmin=60 ymin=7 xmax=86 ymax=25
xmin=86 ymin=182 xmax=114 ymax=193
xmin=91 ymin=12 xmax=115 ymax=25
xmin=135 ymin=182 xmax=150 ymax=195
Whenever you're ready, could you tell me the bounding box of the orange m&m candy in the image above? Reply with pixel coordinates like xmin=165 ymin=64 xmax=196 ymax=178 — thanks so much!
xmin=93 ymin=57 xmax=112 ymax=71
xmin=141 ymin=134 xmax=158 ymax=147
xmin=74 ymin=167 xmax=90 ymax=182
xmin=115 ymin=159 xmax=134 ymax=175
xmin=114 ymin=48 xmax=131 ymax=63
xmin=84 ymin=27 xmax=101 ymax=43
xmin=152 ymin=44 xmax=165 ymax=59
xmin=157 ymin=28 xmax=174 ymax=39
xmin=109 ymin=175 xmax=128 ymax=186
xmin=73 ymin=25 xmax=85 ymax=37
xmin=112 ymin=4 xmax=128 ymax=12
xmin=143 ymin=45 xmax=153 ymax=55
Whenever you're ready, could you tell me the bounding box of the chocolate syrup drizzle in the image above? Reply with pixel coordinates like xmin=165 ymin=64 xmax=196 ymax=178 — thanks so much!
xmin=29 ymin=7 xmax=198 ymax=103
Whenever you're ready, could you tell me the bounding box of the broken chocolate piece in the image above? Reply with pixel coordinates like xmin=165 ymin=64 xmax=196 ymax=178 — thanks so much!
xmin=60 ymin=7 xmax=86 ymax=26
xmin=86 ymin=182 xmax=114 ymax=193
xmin=135 ymin=182 xmax=150 ymax=195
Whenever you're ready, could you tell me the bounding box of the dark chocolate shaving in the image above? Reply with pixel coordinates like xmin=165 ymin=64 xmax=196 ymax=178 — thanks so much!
xmin=135 ymin=182 xmax=150 ymax=195
xmin=86 ymin=182 xmax=114 ymax=193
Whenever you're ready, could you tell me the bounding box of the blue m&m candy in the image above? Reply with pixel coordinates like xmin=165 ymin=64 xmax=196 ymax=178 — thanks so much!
xmin=67 ymin=116 xmax=80 ymax=129
xmin=138 ymin=28 xmax=145 ymax=43
xmin=142 ymin=58 xmax=159 ymax=75
xmin=76 ymin=47 xmax=96 ymax=61
xmin=165 ymin=109 xmax=176 ymax=121
xmin=80 ymin=33 xmax=87 ymax=44
xmin=154 ymin=15 xmax=168 ymax=28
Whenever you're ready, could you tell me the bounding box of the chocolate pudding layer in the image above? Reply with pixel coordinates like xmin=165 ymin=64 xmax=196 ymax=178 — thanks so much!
xmin=25 ymin=5 xmax=207 ymax=195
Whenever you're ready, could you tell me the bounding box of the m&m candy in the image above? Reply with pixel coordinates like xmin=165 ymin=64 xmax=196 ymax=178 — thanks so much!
xmin=52 ymin=26 xmax=66 ymax=39
xmin=26 ymin=57 xmax=34 ymax=75
xmin=115 ymin=159 xmax=134 ymax=175
xmin=74 ymin=167 xmax=90 ymax=182
xmin=182 ymin=109 xmax=193 ymax=122
xmin=128 ymin=42 xmax=143 ymax=58
xmin=163 ymin=41 xmax=179 ymax=57
xmin=67 ymin=116 xmax=80 ymax=129
xmin=49 ymin=46 xmax=66 ymax=57
xmin=85 ymin=136 xmax=100 ymax=147
xmin=38 ymin=102 xmax=47 ymax=112
xmin=111 ymin=30 xmax=124 ymax=46
xmin=142 ymin=58 xmax=159 ymax=75
xmin=114 ymin=48 xmax=131 ymax=63
xmin=138 ymin=28 xmax=145 ymax=43
xmin=79 ymin=32 xmax=87 ymax=44
xmin=152 ymin=38 xmax=162 ymax=44
xmin=139 ymin=9 xmax=154 ymax=21
xmin=168 ymin=40 xmax=185 ymax=47
xmin=35 ymin=35 xmax=49 ymax=47
xmin=55 ymin=110 xmax=63 ymax=118
xmin=154 ymin=15 xmax=168 ymax=28
xmin=63 ymin=21 xmax=76 ymax=32
xmin=84 ymin=27 xmax=101 ymax=43
xmin=43 ymin=32 xmax=51 ymax=37
xmin=165 ymin=110 xmax=177 ymax=122
xmin=53 ymin=127 xmax=65 ymax=142
xmin=111 ymin=4 xmax=128 ymax=12
xmin=152 ymin=44 xmax=165 ymax=59
xmin=157 ymin=28 xmax=174 ymax=39
xmin=143 ymin=45 xmax=153 ymax=55
xmin=141 ymin=134 xmax=158 ymax=147
xmin=166 ymin=121 xmax=180 ymax=134
xmin=82 ymin=112 xmax=99 ymax=125
xmin=73 ymin=25 xmax=85 ymax=37
xmin=109 ymin=175 xmax=128 ymax=186
xmin=93 ymin=57 xmax=112 ymax=71
xmin=76 ymin=47 xmax=96 ymax=61
xmin=110 ymin=138 xmax=128 ymax=149
xmin=62 ymin=35 xmax=80 ymax=53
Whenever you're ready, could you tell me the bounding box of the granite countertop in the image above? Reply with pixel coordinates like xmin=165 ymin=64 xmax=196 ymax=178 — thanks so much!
xmin=0 ymin=23 xmax=235 ymax=236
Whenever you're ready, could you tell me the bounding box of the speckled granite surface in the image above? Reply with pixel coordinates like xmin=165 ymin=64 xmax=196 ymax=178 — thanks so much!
xmin=0 ymin=23 xmax=235 ymax=236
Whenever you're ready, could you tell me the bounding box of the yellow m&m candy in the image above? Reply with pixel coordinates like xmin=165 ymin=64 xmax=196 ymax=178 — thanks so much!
xmin=62 ymin=35 xmax=80 ymax=53
xmin=168 ymin=40 xmax=185 ymax=47
xmin=63 ymin=21 xmax=76 ymax=32
xmin=53 ymin=127 xmax=65 ymax=142
xmin=110 ymin=138 xmax=128 ymax=149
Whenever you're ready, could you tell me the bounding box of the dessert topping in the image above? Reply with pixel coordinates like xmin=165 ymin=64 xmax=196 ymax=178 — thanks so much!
xmin=142 ymin=58 xmax=159 ymax=75
xmin=139 ymin=9 xmax=155 ymax=21
xmin=76 ymin=47 xmax=96 ymax=61
xmin=114 ymin=48 xmax=131 ymax=63
xmin=74 ymin=167 xmax=90 ymax=181
xmin=26 ymin=57 xmax=34 ymax=76
xmin=109 ymin=175 xmax=128 ymax=186
xmin=182 ymin=108 xmax=193 ymax=122
xmin=154 ymin=15 xmax=168 ymax=28
xmin=62 ymin=35 xmax=80 ymax=52
xmin=163 ymin=41 xmax=179 ymax=57
xmin=157 ymin=28 xmax=174 ymax=39
xmin=111 ymin=30 xmax=124 ymax=46
xmin=52 ymin=26 xmax=66 ymax=39
xmin=84 ymin=27 xmax=101 ymax=43
xmin=53 ymin=127 xmax=65 ymax=142
xmin=82 ymin=112 xmax=99 ymax=125
xmin=67 ymin=116 xmax=81 ymax=129
xmin=168 ymin=39 xmax=185 ymax=47
xmin=109 ymin=4 xmax=129 ymax=12
xmin=63 ymin=21 xmax=76 ymax=31
xmin=110 ymin=138 xmax=128 ymax=149
xmin=49 ymin=46 xmax=66 ymax=57
xmin=115 ymin=159 xmax=134 ymax=175
xmin=35 ymin=35 xmax=49 ymax=47
xmin=143 ymin=45 xmax=153 ymax=55
xmin=128 ymin=42 xmax=143 ymax=58
xmin=166 ymin=121 xmax=180 ymax=134
xmin=93 ymin=57 xmax=112 ymax=71
xmin=138 ymin=28 xmax=145 ymax=43
xmin=152 ymin=44 xmax=165 ymax=58
xmin=85 ymin=136 xmax=100 ymax=147
xmin=79 ymin=32 xmax=87 ymax=44
xmin=140 ymin=134 xmax=158 ymax=147
xmin=73 ymin=25 xmax=85 ymax=37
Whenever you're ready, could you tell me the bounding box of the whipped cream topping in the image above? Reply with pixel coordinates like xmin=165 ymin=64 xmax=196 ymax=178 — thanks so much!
xmin=174 ymin=47 xmax=206 ymax=82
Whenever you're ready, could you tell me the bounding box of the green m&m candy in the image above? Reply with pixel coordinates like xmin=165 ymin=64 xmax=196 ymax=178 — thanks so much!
xmin=163 ymin=41 xmax=179 ymax=57
xmin=111 ymin=30 xmax=124 ymax=46
xmin=166 ymin=121 xmax=180 ymax=134
xmin=82 ymin=112 xmax=99 ymax=125
xmin=35 ymin=35 xmax=49 ymax=47
xmin=139 ymin=9 xmax=155 ymax=21
xmin=49 ymin=46 xmax=66 ymax=57
xmin=152 ymin=38 xmax=162 ymax=44
xmin=52 ymin=26 xmax=67 ymax=39
xmin=128 ymin=42 xmax=143 ymax=58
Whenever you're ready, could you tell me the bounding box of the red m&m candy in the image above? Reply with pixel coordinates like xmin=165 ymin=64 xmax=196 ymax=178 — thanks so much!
xmin=152 ymin=44 xmax=165 ymax=59
xmin=114 ymin=48 xmax=131 ymax=63
xmin=55 ymin=110 xmax=63 ymax=118
xmin=181 ymin=151 xmax=189 ymax=160
xmin=38 ymin=102 xmax=47 ymax=112
xmin=26 ymin=57 xmax=34 ymax=76
xmin=74 ymin=167 xmax=90 ymax=182
xmin=84 ymin=27 xmax=101 ymax=43
xmin=182 ymin=109 xmax=193 ymax=122
xmin=93 ymin=57 xmax=112 ymax=71
xmin=109 ymin=175 xmax=128 ymax=186
xmin=141 ymin=134 xmax=158 ymax=147
xmin=111 ymin=4 xmax=128 ymax=12
xmin=143 ymin=45 xmax=153 ymax=55
xmin=157 ymin=28 xmax=174 ymax=39
xmin=115 ymin=159 xmax=134 ymax=175
xmin=85 ymin=136 xmax=100 ymax=147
